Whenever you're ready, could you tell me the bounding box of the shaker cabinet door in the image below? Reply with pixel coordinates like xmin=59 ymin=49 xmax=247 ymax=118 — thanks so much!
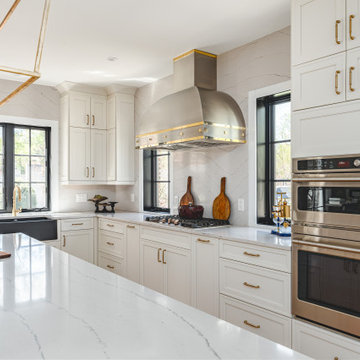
xmin=91 ymin=95 xmax=107 ymax=130
xmin=292 ymin=0 xmax=346 ymax=65
xmin=346 ymin=47 xmax=360 ymax=100
xmin=347 ymin=0 xmax=360 ymax=50
xmin=69 ymin=127 xmax=90 ymax=181
xmin=90 ymin=129 xmax=107 ymax=182
xmin=61 ymin=230 xmax=94 ymax=263
xmin=69 ymin=93 xmax=91 ymax=128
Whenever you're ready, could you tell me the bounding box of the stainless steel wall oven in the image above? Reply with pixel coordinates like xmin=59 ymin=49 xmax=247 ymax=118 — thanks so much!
xmin=292 ymin=155 xmax=360 ymax=338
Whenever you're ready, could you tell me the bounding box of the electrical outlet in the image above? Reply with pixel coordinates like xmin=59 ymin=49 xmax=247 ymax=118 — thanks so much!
xmin=75 ymin=193 xmax=88 ymax=203
xmin=238 ymin=198 xmax=245 ymax=212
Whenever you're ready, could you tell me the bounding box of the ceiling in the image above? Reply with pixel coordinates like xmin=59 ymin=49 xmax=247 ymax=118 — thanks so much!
xmin=0 ymin=0 xmax=290 ymax=87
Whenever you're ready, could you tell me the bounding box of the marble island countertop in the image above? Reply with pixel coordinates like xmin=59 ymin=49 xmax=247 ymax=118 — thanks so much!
xmin=0 ymin=233 xmax=308 ymax=359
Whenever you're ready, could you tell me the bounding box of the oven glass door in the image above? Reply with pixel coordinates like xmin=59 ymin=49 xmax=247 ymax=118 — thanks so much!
xmin=298 ymin=250 xmax=360 ymax=317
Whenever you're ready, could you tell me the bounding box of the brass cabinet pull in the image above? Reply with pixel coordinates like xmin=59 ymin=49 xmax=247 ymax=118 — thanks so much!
xmin=335 ymin=70 xmax=341 ymax=95
xmin=350 ymin=66 xmax=355 ymax=92
xmin=243 ymin=251 xmax=260 ymax=257
xmin=157 ymin=248 xmax=162 ymax=263
xmin=162 ymin=249 xmax=167 ymax=264
xmin=63 ymin=235 xmax=66 ymax=247
xmin=92 ymin=115 xmax=95 ymax=126
xmin=92 ymin=167 xmax=95 ymax=178
xmin=127 ymin=225 xmax=136 ymax=229
xmin=243 ymin=281 xmax=260 ymax=289
xmin=71 ymin=223 xmax=84 ymax=226
xmin=244 ymin=320 xmax=260 ymax=329
xmin=350 ymin=14 xmax=355 ymax=40
xmin=197 ymin=238 xmax=210 ymax=243
xmin=106 ymin=265 xmax=115 ymax=269
xmin=335 ymin=20 xmax=341 ymax=44
xmin=106 ymin=224 xmax=114 ymax=227
xmin=86 ymin=114 xmax=90 ymax=125
xmin=86 ymin=167 xmax=90 ymax=178
xmin=106 ymin=241 xmax=114 ymax=246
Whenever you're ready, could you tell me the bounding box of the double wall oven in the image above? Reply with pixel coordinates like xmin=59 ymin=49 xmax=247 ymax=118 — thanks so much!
xmin=292 ymin=155 xmax=360 ymax=338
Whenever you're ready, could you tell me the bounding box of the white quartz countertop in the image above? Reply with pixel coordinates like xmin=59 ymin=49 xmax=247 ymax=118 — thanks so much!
xmin=0 ymin=233 xmax=308 ymax=359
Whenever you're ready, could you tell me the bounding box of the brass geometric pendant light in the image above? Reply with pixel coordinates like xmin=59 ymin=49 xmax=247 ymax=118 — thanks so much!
xmin=0 ymin=0 xmax=51 ymax=107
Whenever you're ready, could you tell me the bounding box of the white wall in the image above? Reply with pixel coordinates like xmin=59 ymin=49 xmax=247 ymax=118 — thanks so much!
xmin=0 ymin=79 xmax=116 ymax=213
xmin=128 ymin=26 xmax=291 ymax=225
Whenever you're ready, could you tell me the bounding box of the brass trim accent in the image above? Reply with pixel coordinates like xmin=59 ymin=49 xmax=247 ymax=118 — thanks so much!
xmin=349 ymin=66 xmax=355 ymax=92
xmin=0 ymin=0 xmax=21 ymax=31
xmin=173 ymin=49 xmax=217 ymax=62
xmin=350 ymin=14 xmax=355 ymax=40
xmin=206 ymin=122 xmax=246 ymax=130
xmin=136 ymin=121 xmax=204 ymax=138
xmin=197 ymin=238 xmax=210 ymax=243
xmin=127 ymin=225 xmax=136 ymax=229
xmin=106 ymin=265 xmax=115 ymax=270
xmin=165 ymin=135 xmax=204 ymax=145
xmin=63 ymin=235 xmax=66 ymax=247
xmin=162 ymin=249 xmax=166 ymax=264
xmin=243 ymin=282 xmax=260 ymax=289
xmin=106 ymin=241 xmax=115 ymax=246
xmin=244 ymin=320 xmax=260 ymax=329
xmin=212 ymin=137 xmax=246 ymax=143
xmin=335 ymin=20 xmax=341 ymax=44
xmin=71 ymin=223 xmax=84 ymax=226
xmin=157 ymin=248 xmax=162 ymax=263
xmin=243 ymin=251 xmax=260 ymax=257
xmin=335 ymin=70 xmax=341 ymax=95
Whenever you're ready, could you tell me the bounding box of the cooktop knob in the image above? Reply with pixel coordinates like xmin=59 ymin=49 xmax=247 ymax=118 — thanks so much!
xmin=354 ymin=159 xmax=360 ymax=167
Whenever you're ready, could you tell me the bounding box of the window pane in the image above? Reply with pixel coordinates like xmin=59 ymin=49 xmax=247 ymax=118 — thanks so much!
xmin=31 ymin=183 xmax=46 ymax=208
xmin=0 ymin=155 xmax=3 ymax=182
xmin=15 ymin=183 xmax=31 ymax=209
xmin=274 ymin=101 xmax=291 ymax=141
xmin=0 ymin=184 xmax=3 ymax=209
xmin=15 ymin=156 xmax=30 ymax=182
xmin=274 ymin=142 xmax=291 ymax=180
xmin=156 ymin=182 xmax=169 ymax=209
xmin=31 ymin=130 xmax=46 ymax=155
xmin=14 ymin=128 xmax=30 ymax=155
xmin=156 ymin=155 xmax=169 ymax=181
xmin=31 ymin=157 xmax=46 ymax=182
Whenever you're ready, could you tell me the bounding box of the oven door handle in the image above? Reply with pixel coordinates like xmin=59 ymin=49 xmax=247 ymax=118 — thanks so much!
xmin=292 ymin=177 xmax=360 ymax=182
xmin=293 ymin=239 xmax=360 ymax=254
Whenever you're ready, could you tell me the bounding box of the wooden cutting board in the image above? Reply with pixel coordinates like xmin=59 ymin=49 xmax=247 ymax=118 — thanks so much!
xmin=180 ymin=176 xmax=194 ymax=205
xmin=0 ymin=251 xmax=11 ymax=259
xmin=212 ymin=177 xmax=231 ymax=220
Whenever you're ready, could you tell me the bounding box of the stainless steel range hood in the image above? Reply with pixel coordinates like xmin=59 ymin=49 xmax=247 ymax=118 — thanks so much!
xmin=136 ymin=50 xmax=246 ymax=150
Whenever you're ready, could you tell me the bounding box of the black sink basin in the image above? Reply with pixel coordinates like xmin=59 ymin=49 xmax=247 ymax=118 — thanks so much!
xmin=0 ymin=216 xmax=58 ymax=241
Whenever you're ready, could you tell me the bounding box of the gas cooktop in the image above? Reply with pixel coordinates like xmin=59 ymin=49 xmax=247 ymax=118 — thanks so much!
xmin=145 ymin=215 xmax=230 ymax=228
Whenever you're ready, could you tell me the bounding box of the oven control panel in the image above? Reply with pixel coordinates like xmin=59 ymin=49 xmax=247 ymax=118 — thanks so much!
xmin=297 ymin=156 xmax=360 ymax=171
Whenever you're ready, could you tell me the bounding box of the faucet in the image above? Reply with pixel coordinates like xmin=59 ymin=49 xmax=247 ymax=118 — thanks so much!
xmin=12 ymin=185 xmax=22 ymax=216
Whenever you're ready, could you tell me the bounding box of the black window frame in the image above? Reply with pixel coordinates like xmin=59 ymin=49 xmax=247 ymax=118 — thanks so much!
xmin=0 ymin=123 xmax=51 ymax=213
xmin=143 ymin=149 xmax=170 ymax=213
xmin=256 ymin=92 xmax=291 ymax=225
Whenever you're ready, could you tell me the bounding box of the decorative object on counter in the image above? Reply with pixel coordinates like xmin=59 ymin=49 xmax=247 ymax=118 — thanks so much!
xmin=88 ymin=195 xmax=118 ymax=213
xmin=0 ymin=251 xmax=11 ymax=259
xmin=271 ymin=191 xmax=291 ymax=237
xmin=213 ymin=177 xmax=231 ymax=220
xmin=180 ymin=176 xmax=194 ymax=205
xmin=178 ymin=202 xmax=204 ymax=219
xmin=145 ymin=215 xmax=229 ymax=228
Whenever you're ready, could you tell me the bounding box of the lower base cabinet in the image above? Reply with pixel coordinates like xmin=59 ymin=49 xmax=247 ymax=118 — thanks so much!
xmin=98 ymin=251 xmax=125 ymax=275
xmin=292 ymin=319 xmax=360 ymax=360
xmin=220 ymin=295 xmax=292 ymax=347
xmin=61 ymin=229 xmax=94 ymax=263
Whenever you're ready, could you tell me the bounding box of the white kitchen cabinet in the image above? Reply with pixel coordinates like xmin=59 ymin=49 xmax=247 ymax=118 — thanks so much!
xmin=292 ymin=99 xmax=360 ymax=157
xmin=106 ymin=93 xmax=135 ymax=184
xmin=61 ymin=229 xmax=94 ymax=263
xmin=125 ymin=223 xmax=140 ymax=283
xmin=69 ymin=127 xmax=91 ymax=181
xmin=90 ymin=129 xmax=107 ymax=182
xmin=98 ymin=251 xmax=125 ymax=276
xmin=292 ymin=0 xmax=346 ymax=66
xmin=292 ymin=53 xmax=346 ymax=110
xmin=292 ymin=319 xmax=360 ymax=359
xmin=346 ymin=47 xmax=360 ymax=99
xmin=90 ymin=95 xmax=107 ymax=130
xmin=69 ymin=93 xmax=91 ymax=128
xmin=98 ymin=230 xmax=125 ymax=258
xmin=193 ymin=235 xmax=219 ymax=317
xmin=347 ymin=0 xmax=360 ymax=49
xmin=220 ymin=295 xmax=292 ymax=348
xmin=140 ymin=237 xmax=192 ymax=305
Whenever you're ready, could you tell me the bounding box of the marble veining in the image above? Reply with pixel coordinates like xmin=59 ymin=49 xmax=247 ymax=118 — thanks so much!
xmin=0 ymin=233 xmax=308 ymax=359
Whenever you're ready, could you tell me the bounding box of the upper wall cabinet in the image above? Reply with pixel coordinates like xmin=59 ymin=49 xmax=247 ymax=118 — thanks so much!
xmin=69 ymin=93 xmax=107 ymax=130
xmin=347 ymin=0 xmax=360 ymax=50
xmin=292 ymin=0 xmax=346 ymax=65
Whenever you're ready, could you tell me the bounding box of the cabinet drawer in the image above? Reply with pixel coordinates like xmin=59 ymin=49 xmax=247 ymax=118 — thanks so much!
xmin=98 ymin=230 xmax=125 ymax=257
xmin=98 ymin=252 xmax=124 ymax=276
xmin=140 ymin=226 xmax=191 ymax=250
xmin=220 ymin=295 xmax=291 ymax=347
xmin=61 ymin=218 xmax=93 ymax=231
xmin=219 ymin=259 xmax=291 ymax=316
xmin=99 ymin=218 xmax=125 ymax=234
xmin=220 ymin=240 xmax=291 ymax=273
xmin=293 ymin=319 xmax=360 ymax=360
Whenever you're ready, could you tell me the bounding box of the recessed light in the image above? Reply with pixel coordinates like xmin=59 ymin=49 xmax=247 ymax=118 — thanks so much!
xmin=107 ymin=56 xmax=118 ymax=62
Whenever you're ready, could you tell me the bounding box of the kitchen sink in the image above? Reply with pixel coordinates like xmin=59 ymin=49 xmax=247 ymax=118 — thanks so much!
xmin=0 ymin=216 xmax=58 ymax=241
